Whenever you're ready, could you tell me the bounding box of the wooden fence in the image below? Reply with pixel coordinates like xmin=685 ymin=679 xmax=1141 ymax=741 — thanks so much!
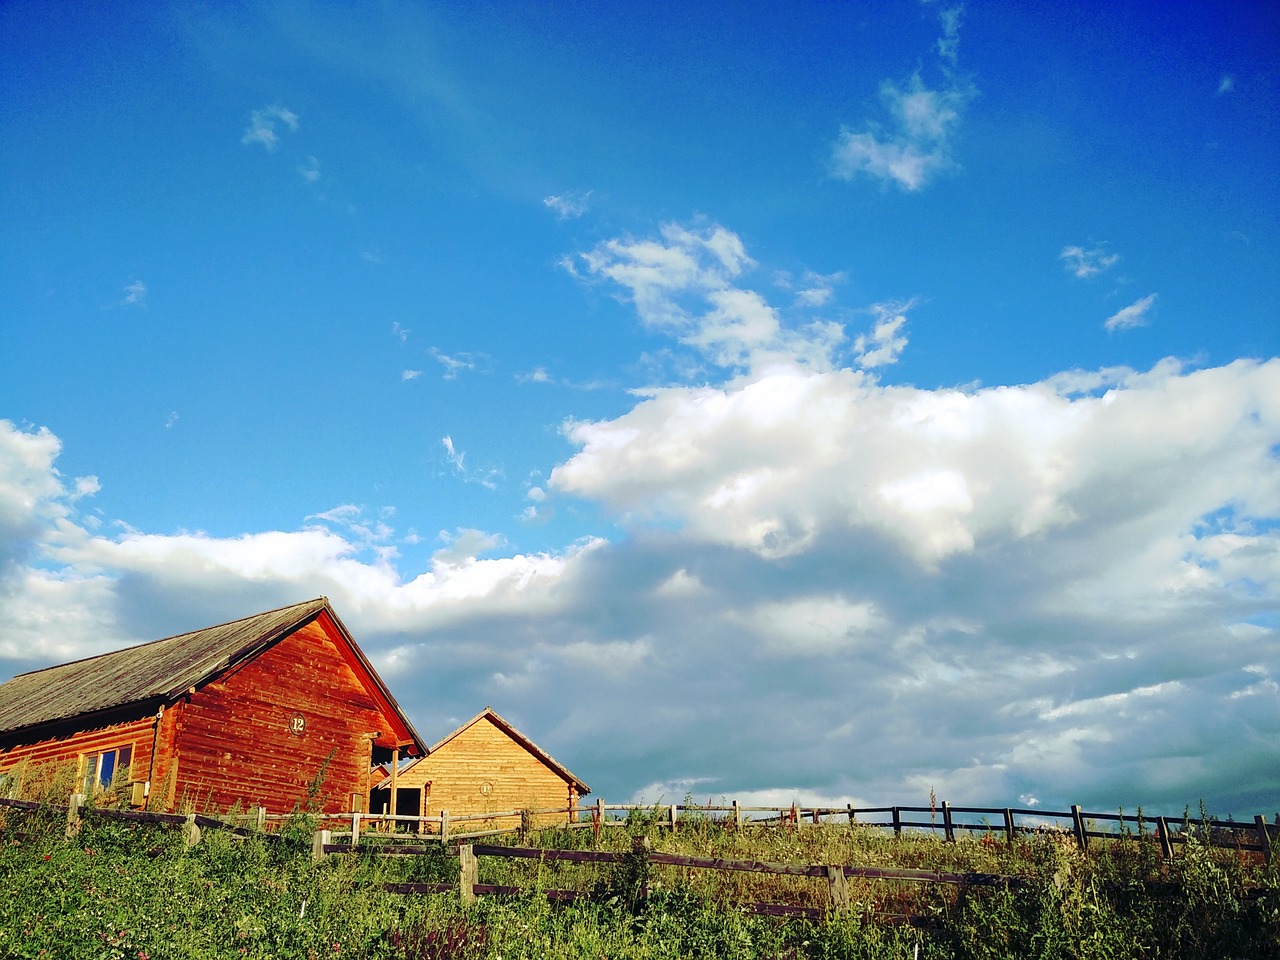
xmin=354 ymin=838 xmax=1022 ymax=925
xmin=3 ymin=794 xmax=1273 ymax=864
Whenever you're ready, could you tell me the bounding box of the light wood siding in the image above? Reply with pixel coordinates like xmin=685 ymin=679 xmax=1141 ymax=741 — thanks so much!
xmin=175 ymin=621 xmax=401 ymax=814
xmin=394 ymin=716 xmax=575 ymax=827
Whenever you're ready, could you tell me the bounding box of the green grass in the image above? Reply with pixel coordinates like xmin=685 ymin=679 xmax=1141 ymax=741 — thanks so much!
xmin=1 ymin=800 xmax=1277 ymax=959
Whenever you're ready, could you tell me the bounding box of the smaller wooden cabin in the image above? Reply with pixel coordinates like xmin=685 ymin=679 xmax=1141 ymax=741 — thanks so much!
xmin=373 ymin=707 xmax=589 ymax=828
xmin=0 ymin=598 xmax=423 ymax=814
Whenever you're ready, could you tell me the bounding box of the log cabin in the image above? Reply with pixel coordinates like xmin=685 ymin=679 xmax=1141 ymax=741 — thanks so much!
xmin=0 ymin=598 xmax=423 ymax=814
xmin=372 ymin=706 xmax=589 ymax=828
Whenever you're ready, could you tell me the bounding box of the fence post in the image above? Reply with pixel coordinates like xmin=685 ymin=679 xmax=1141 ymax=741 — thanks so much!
xmin=458 ymin=844 xmax=477 ymax=906
xmin=892 ymin=806 xmax=901 ymax=837
xmin=846 ymin=803 xmax=855 ymax=826
xmin=825 ymin=865 xmax=849 ymax=913
xmin=732 ymin=800 xmax=741 ymax=830
xmin=669 ymin=804 xmax=678 ymax=831
xmin=351 ymin=809 xmax=361 ymax=847
xmin=1003 ymin=808 xmax=1016 ymax=844
xmin=1255 ymin=815 xmax=1273 ymax=865
xmin=812 ymin=807 xmax=821 ymax=826
xmin=1071 ymin=805 xmax=1089 ymax=851
xmin=312 ymin=828 xmax=330 ymax=862
xmin=441 ymin=809 xmax=450 ymax=844
xmin=253 ymin=804 xmax=266 ymax=832
xmin=66 ymin=792 xmax=85 ymax=838
xmin=1157 ymin=816 xmax=1174 ymax=860
xmin=183 ymin=813 xmax=201 ymax=847
xmin=942 ymin=801 xmax=955 ymax=843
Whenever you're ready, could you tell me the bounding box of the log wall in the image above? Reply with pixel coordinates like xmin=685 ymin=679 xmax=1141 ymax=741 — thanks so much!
xmin=175 ymin=620 xmax=402 ymax=814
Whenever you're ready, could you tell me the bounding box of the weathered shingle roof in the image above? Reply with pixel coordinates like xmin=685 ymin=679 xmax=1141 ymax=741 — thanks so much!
xmin=0 ymin=598 xmax=333 ymax=737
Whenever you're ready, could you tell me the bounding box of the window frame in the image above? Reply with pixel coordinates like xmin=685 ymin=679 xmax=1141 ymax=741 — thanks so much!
xmin=81 ymin=744 xmax=134 ymax=795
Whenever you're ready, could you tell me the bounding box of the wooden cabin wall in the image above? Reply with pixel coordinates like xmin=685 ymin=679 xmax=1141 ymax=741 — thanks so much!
xmin=397 ymin=717 xmax=577 ymax=826
xmin=0 ymin=713 xmax=164 ymax=803
xmin=174 ymin=621 xmax=400 ymax=814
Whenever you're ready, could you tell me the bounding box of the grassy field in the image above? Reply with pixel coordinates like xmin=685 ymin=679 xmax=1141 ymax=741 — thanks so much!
xmin=0 ymin=796 xmax=1277 ymax=959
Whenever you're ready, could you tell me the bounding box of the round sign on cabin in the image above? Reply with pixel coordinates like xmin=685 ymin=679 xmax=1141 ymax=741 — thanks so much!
xmin=289 ymin=713 xmax=306 ymax=737
xmin=480 ymin=781 xmax=493 ymax=796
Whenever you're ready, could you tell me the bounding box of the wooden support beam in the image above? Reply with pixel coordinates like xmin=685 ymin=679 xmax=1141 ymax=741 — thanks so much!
xmin=312 ymin=828 xmax=330 ymax=861
xmin=1003 ymin=808 xmax=1016 ymax=844
xmin=942 ymin=801 xmax=955 ymax=843
xmin=1255 ymin=815 xmax=1273 ymax=865
xmin=1071 ymin=805 xmax=1089 ymax=850
xmin=66 ymin=793 xmax=84 ymax=838
xmin=825 ymin=865 xmax=849 ymax=913
xmin=458 ymin=844 xmax=478 ymax=906
xmin=1156 ymin=817 xmax=1174 ymax=860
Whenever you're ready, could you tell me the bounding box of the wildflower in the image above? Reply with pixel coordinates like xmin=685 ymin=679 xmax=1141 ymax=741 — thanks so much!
xmin=43 ymin=853 xmax=50 ymax=861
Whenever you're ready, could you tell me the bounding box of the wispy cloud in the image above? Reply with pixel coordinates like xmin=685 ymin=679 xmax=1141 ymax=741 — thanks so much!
xmin=391 ymin=322 xmax=410 ymax=343
xmin=401 ymin=369 xmax=422 ymax=381
xmin=831 ymin=7 xmax=974 ymax=191
xmin=164 ymin=412 xmax=179 ymax=429
xmin=121 ymin=280 xmax=147 ymax=306
xmin=429 ymin=347 xmax=485 ymax=380
xmin=297 ymin=155 xmax=321 ymax=183
xmin=1217 ymin=75 xmax=1235 ymax=95
xmin=441 ymin=435 xmax=501 ymax=489
xmin=240 ymin=104 xmax=299 ymax=152
xmin=543 ymin=190 xmax=592 ymax=220
xmin=1060 ymin=244 xmax=1120 ymax=279
xmin=1105 ymin=293 xmax=1157 ymax=332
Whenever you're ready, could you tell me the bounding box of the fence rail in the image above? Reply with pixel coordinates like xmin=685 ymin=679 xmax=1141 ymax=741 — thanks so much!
xmin=3 ymin=794 xmax=1273 ymax=864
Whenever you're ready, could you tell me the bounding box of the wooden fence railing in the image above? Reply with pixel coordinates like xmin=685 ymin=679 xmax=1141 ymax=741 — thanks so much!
xmin=4 ymin=794 xmax=1272 ymax=864
xmin=380 ymin=839 xmax=1024 ymax=924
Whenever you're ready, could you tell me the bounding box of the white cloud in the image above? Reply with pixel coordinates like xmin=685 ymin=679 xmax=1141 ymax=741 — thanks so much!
xmin=1105 ymin=293 xmax=1157 ymax=332
xmin=831 ymin=4 xmax=974 ymax=192
xmin=298 ymin=155 xmax=321 ymax=183
xmin=853 ymin=301 xmax=911 ymax=368
xmin=240 ymin=104 xmax=300 ymax=152
xmin=401 ymin=369 xmax=422 ymax=381
xmin=3 ymin=343 xmax=1279 ymax=815
xmin=1217 ymin=75 xmax=1234 ymax=95
xmin=575 ymin=222 xmax=845 ymax=373
xmin=429 ymin=347 xmax=483 ymax=380
xmin=121 ymin=280 xmax=147 ymax=306
xmin=164 ymin=412 xmax=179 ymax=429
xmin=392 ymin=322 xmax=410 ymax=343
xmin=441 ymin=435 xmax=501 ymax=490
xmin=543 ymin=190 xmax=592 ymax=220
xmin=1059 ymin=244 xmax=1120 ymax=279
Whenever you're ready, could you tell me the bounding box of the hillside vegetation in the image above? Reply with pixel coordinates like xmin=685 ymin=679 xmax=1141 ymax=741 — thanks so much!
xmin=1 ymin=798 xmax=1277 ymax=959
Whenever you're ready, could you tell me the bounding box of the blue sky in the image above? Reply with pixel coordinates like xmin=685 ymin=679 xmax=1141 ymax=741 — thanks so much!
xmin=2 ymin=0 xmax=1278 ymax=815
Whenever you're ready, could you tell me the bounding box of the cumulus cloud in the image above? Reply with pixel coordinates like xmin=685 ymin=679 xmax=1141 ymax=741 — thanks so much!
xmin=574 ymin=222 xmax=845 ymax=373
xmin=3 ymin=307 xmax=1279 ymax=815
xmin=853 ymin=301 xmax=911 ymax=368
xmin=1105 ymin=293 xmax=1157 ymax=332
xmin=240 ymin=104 xmax=300 ymax=151
xmin=1060 ymin=244 xmax=1120 ymax=279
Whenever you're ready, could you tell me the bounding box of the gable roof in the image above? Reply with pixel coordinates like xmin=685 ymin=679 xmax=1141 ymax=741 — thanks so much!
xmin=0 ymin=598 xmax=424 ymax=752
xmin=378 ymin=706 xmax=590 ymax=794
